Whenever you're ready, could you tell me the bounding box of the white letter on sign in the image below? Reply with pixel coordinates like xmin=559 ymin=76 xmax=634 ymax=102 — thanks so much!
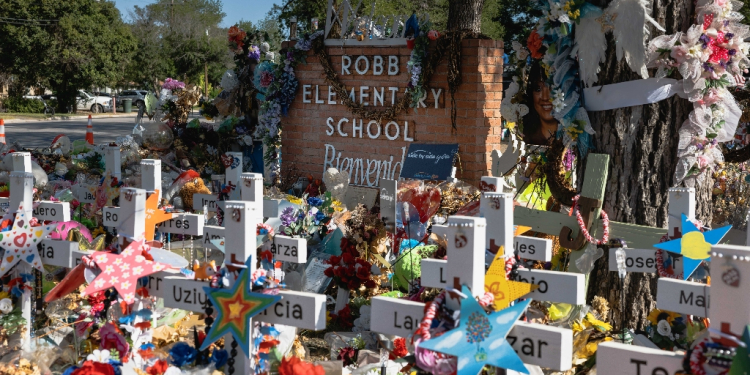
xmin=373 ymin=55 xmax=384 ymax=75
xmin=355 ymin=56 xmax=369 ymax=75
xmin=388 ymin=56 xmax=399 ymax=75
xmin=342 ymin=55 xmax=351 ymax=75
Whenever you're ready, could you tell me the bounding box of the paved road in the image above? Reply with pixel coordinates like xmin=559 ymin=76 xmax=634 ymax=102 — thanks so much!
xmin=4 ymin=114 xmax=140 ymax=148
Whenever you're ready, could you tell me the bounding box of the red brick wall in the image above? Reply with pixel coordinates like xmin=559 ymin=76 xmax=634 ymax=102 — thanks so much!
xmin=280 ymin=38 xmax=503 ymax=187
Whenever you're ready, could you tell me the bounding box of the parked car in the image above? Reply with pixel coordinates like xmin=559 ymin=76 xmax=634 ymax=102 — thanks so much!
xmin=117 ymin=90 xmax=149 ymax=109
xmin=77 ymin=90 xmax=112 ymax=113
xmin=92 ymin=91 xmax=112 ymax=97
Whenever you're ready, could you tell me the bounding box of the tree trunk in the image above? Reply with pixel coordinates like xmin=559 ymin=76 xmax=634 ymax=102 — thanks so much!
xmin=447 ymin=0 xmax=485 ymax=33
xmin=585 ymin=0 xmax=712 ymax=331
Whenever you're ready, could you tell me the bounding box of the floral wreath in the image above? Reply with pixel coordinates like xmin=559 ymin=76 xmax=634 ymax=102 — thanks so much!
xmin=501 ymin=1 xmax=596 ymax=158
xmin=647 ymin=0 xmax=750 ymax=187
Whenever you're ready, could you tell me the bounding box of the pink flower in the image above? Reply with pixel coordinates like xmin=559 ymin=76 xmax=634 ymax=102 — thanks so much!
xmin=670 ymin=45 xmax=689 ymax=64
xmin=99 ymin=322 xmax=130 ymax=360
xmin=716 ymin=0 xmax=727 ymax=6
xmin=697 ymin=154 xmax=711 ymax=169
xmin=260 ymin=71 xmax=274 ymax=88
xmin=704 ymin=88 xmax=723 ymax=105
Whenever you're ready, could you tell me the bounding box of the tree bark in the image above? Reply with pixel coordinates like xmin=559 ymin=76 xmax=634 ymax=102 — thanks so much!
xmin=447 ymin=0 xmax=485 ymax=33
xmin=585 ymin=0 xmax=712 ymax=331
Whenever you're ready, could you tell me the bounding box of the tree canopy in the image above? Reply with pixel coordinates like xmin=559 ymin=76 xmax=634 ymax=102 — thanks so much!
xmin=0 ymin=0 xmax=136 ymax=111
xmin=125 ymin=0 xmax=232 ymax=93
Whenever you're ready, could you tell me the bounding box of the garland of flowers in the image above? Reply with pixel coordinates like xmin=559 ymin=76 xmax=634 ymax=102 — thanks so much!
xmin=571 ymin=195 xmax=610 ymax=245
xmin=647 ymin=0 xmax=750 ymax=186
xmin=655 ymin=249 xmax=684 ymax=279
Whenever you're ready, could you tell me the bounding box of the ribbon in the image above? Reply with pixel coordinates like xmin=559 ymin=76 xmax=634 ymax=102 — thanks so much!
xmin=583 ymin=78 xmax=687 ymax=111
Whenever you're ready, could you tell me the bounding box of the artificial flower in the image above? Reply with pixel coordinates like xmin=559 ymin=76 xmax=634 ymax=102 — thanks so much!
xmin=391 ymin=337 xmax=408 ymax=358
xmin=647 ymin=309 xmax=681 ymax=325
xmin=279 ymin=356 xmax=325 ymax=375
xmin=169 ymin=342 xmax=197 ymax=367
xmin=228 ymin=25 xmax=246 ymax=50
xmin=146 ymin=359 xmax=168 ymax=375
xmin=99 ymin=323 xmax=129 ymax=360
xmin=70 ymin=361 xmax=116 ymax=375
xmin=337 ymin=346 xmax=357 ymax=366
xmin=248 ymin=45 xmax=261 ymax=61
xmin=657 ymin=320 xmax=672 ymax=336
xmin=211 ymin=348 xmax=228 ymax=369
xmin=87 ymin=349 xmax=112 ymax=363
xmin=260 ymin=42 xmax=270 ymax=53
xmin=307 ymin=196 xmax=323 ymax=207
xmin=527 ymin=30 xmax=544 ymax=59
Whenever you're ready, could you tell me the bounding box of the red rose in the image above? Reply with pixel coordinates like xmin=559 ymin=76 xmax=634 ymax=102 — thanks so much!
xmin=71 ymin=361 xmax=116 ymax=375
xmin=527 ymin=30 xmax=545 ymax=59
xmin=355 ymin=263 xmax=370 ymax=280
xmin=324 ymin=267 xmax=334 ymax=277
xmin=365 ymin=279 xmax=377 ymax=289
xmin=146 ymin=359 xmax=168 ymax=375
xmin=342 ymin=252 xmax=354 ymax=264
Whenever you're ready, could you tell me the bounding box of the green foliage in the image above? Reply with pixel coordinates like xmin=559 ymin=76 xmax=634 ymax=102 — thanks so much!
xmin=2 ymin=97 xmax=45 ymax=113
xmin=125 ymin=0 xmax=231 ymax=92
xmin=0 ymin=0 xmax=137 ymax=113
xmin=237 ymin=16 xmax=284 ymax=54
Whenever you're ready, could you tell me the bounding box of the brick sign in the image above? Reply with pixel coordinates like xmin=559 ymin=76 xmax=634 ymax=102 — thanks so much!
xmin=281 ymin=40 xmax=504 ymax=187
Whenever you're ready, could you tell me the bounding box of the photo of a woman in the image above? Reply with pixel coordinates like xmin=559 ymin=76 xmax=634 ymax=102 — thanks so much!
xmin=523 ymin=61 xmax=559 ymax=145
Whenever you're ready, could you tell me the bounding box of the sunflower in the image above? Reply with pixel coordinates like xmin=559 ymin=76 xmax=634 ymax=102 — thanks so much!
xmin=647 ymin=309 xmax=681 ymax=325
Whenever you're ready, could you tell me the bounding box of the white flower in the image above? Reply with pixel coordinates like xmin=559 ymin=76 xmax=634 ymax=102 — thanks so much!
xmin=86 ymin=349 xmax=112 ymax=363
xmin=0 ymin=298 xmax=12 ymax=314
xmin=551 ymin=89 xmax=566 ymax=112
xmin=260 ymin=42 xmax=270 ymax=53
xmin=266 ymin=52 xmax=275 ymax=61
xmin=656 ymin=320 xmax=672 ymax=336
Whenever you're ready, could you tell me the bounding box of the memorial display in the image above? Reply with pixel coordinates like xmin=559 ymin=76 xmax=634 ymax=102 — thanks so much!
xmin=1 ymin=0 xmax=750 ymax=374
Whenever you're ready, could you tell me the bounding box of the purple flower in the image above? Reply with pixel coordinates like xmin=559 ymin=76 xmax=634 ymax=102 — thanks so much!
xmin=729 ymin=49 xmax=737 ymax=56
xmin=727 ymin=33 xmax=734 ymax=39
xmin=248 ymin=45 xmax=261 ymax=61
xmin=280 ymin=207 xmax=296 ymax=226
xmin=703 ymin=62 xmax=714 ymax=72
xmin=696 ymin=143 xmax=704 ymax=150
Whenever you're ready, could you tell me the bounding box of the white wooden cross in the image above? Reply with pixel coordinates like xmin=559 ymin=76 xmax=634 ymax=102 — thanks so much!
xmin=161 ymin=196 xmax=325 ymax=374
xmin=594 ymin=243 xmax=750 ymax=374
xmin=373 ymin=199 xmax=574 ymax=371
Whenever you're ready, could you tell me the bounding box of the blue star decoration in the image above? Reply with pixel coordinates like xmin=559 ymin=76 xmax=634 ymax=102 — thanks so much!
xmin=418 ymin=285 xmax=531 ymax=375
xmin=199 ymin=255 xmax=280 ymax=358
xmin=654 ymin=214 xmax=731 ymax=280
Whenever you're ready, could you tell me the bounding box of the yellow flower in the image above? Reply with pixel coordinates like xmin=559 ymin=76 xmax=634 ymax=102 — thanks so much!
xmin=506 ymin=122 xmax=516 ymax=130
xmin=572 ymin=321 xmax=585 ymax=333
xmin=326 ymin=311 xmax=332 ymax=324
xmin=647 ymin=309 xmax=681 ymax=325
xmin=585 ymin=313 xmax=612 ymax=332
xmin=286 ymin=195 xmax=303 ymax=205
xmin=0 ymin=291 xmax=8 ymax=300
xmin=92 ymin=227 xmax=106 ymax=237
xmin=331 ymin=199 xmax=344 ymax=212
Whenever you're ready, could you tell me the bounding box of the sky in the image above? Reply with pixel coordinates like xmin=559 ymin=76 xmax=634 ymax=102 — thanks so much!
xmin=114 ymin=0 xmax=281 ymax=27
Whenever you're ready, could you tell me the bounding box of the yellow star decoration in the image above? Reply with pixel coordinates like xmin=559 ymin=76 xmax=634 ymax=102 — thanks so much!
xmin=515 ymin=226 xmax=532 ymax=237
xmin=228 ymin=301 xmax=243 ymax=319
xmin=144 ymin=189 xmax=174 ymax=241
xmin=484 ymin=246 xmax=538 ymax=310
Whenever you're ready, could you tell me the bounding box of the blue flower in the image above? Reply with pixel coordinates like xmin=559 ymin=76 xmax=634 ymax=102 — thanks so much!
xmin=169 ymin=342 xmax=198 ymax=367
xmin=62 ymin=366 xmax=79 ymax=375
xmin=315 ymin=211 xmax=326 ymax=222
xmin=307 ymin=197 xmax=323 ymax=207
xmin=211 ymin=348 xmax=229 ymax=369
